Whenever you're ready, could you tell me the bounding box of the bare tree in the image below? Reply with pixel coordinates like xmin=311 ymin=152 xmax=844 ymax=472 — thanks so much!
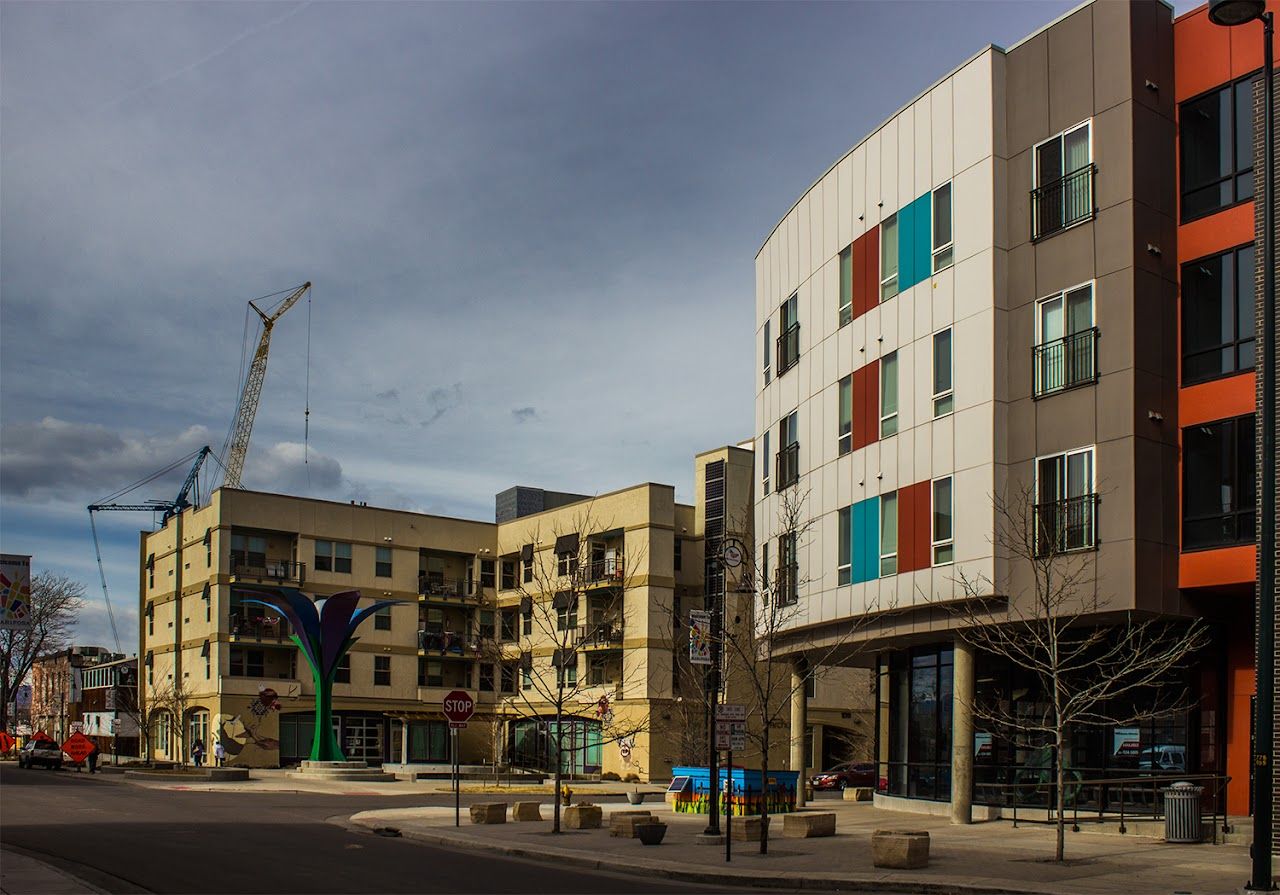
xmin=1 ymin=572 xmax=84 ymax=732
xmin=120 ymin=677 xmax=191 ymax=764
xmin=503 ymin=505 xmax=651 ymax=833
xmin=948 ymin=486 xmax=1210 ymax=863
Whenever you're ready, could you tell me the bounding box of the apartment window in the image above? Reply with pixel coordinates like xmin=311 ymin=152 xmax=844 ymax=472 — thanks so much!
xmin=229 ymin=647 xmax=264 ymax=678
xmin=557 ymin=551 xmax=577 ymax=578
xmin=674 ymin=537 xmax=682 ymax=572
xmin=479 ymin=663 xmax=495 ymax=692
xmin=777 ymin=531 xmax=798 ymax=605
xmin=838 ymin=375 xmax=853 ymax=455
xmin=421 ymin=659 xmax=443 ymax=688
xmin=500 ymin=608 xmax=517 ymax=641
xmin=315 ymin=541 xmax=352 ymax=574
xmin=230 ymin=534 xmax=266 ymax=569
xmin=880 ymin=493 xmax=899 ymax=577
xmin=763 ymin=319 xmax=772 ymax=385
xmin=374 ymin=606 xmax=392 ymax=631
xmin=1182 ymin=244 xmax=1256 ymax=384
xmin=777 ymin=294 xmax=800 ymax=375
xmin=522 ymin=605 xmax=532 ymax=636
xmin=761 ymin=543 xmax=770 ymax=603
xmin=556 ymin=597 xmax=578 ymax=631
xmin=334 ymin=654 xmax=351 ymax=684
xmin=370 ymin=655 xmax=390 ymax=686
xmin=479 ymin=609 xmax=496 ymax=640
xmin=762 ymin=430 xmax=771 ymax=495
xmin=521 ymin=665 xmax=532 ymax=690
xmin=804 ymin=674 xmax=816 ymax=700
xmin=148 ymin=554 xmax=155 ymax=589
xmin=480 ymin=559 xmax=495 ymax=588
xmin=147 ymin=603 xmax=154 ymax=636
xmin=375 ymin=546 xmax=393 ymax=578
xmin=1033 ymin=121 xmax=1093 ymax=240
xmin=522 ymin=547 xmax=533 ymax=583
xmin=1035 ymin=448 xmax=1098 ymax=554
xmin=501 ymin=560 xmax=516 ymax=590
xmin=557 ymin=657 xmax=578 ymax=689
xmin=1181 ymin=74 xmax=1256 ymax=221
xmin=932 ymin=183 xmax=953 ymax=272
xmin=777 ymin=412 xmax=800 ymax=489
xmin=932 ymin=477 xmax=954 ymax=565
xmin=880 ymin=213 xmax=899 ymax=300
xmin=839 ymin=244 xmax=854 ymax=326
xmin=205 ymin=528 xmax=212 ymax=566
xmin=880 ymin=352 xmax=899 ymax=437
xmin=500 ymin=664 xmax=515 ymax=694
xmin=933 ymin=329 xmax=954 ymax=417
xmin=1184 ymin=415 xmax=1255 ymax=549
xmin=1035 ymin=283 xmax=1097 ymax=396
xmin=588 ymin=656 xmax=610 ymax=687
xmin=837 ymin=506 xmax=851 ymax=585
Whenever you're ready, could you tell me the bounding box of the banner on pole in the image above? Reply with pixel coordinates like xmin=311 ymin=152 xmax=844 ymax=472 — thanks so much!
xmin=689 ymin=610 xmax=712 ymax=666
xmin=0 ymin=554 xmax=32 ymax=632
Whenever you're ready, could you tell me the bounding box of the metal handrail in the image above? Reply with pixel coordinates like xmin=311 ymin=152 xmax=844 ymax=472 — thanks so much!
xmin=1031 ymin=163 xmax=1096 ymax=241
xmin=776 ymin=323 xmax=800 ymax=375
xmin=231 ymin=559 xmax=305 ymax=582
xmin=1033 ymin=493 xmax=1099 ymax=556
xmin=417 ymin=576 xmax=475 ymax=600
xmin=1033 ymin=327 xmax=1100 ymax=397
xmin=776 ymin=443 xmax=800 ymax=490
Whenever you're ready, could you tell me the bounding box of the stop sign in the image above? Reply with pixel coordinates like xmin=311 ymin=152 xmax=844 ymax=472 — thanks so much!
xmin=442 ymin=690 xmax=475 ymax=724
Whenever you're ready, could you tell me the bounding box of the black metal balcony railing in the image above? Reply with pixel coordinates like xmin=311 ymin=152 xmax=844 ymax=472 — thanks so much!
xmin=575 ymin=621 xmax=624 ymax=650
xmin=581 ymin=557 xmax=625 ymax=586
xmin=229 ymin=612 xmax=293 ymax=642
xmin=1031 ymin=164 xmax=1095 ymax=242
xmin=417 ymin=629 xmax=476 ymax=656
xmin=1034 ymin=494 xmax=1100 ymax=556
xmin=776 ymin=442 xmax=800 ymax=490
xmin=230 ymin=559 xmax=305 ymax=584
xmin=774 ymin=563 xmax=799 ymax=605
xmin=776 ymin=323 xmax=800 ymax=375
xmin=417 ymin=576 xmax=475 ymax=601
xmin=1033 ymin=328 xmax=1100 ymax=398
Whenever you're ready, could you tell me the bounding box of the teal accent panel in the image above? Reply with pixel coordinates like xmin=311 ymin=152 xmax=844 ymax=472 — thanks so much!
xmin=850 ymin=496 xmax=880 ymax=584
xmin=899 ymin=193 xmax=932 ymax=292
xmin=897 ymin=200 xmax=915 ymax=293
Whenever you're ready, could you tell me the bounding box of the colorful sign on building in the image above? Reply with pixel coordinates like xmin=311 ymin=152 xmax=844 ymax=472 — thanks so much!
xmin=0 ymin=554 xmax=32 ymax=632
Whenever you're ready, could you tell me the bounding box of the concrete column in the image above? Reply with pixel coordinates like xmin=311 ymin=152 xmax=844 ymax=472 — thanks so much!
xmin=400 ymin=718 xmax=409 ymax=766
xmin=790 ymin=658 xmax=808 ymax=808
xmin=950 ymin=640 xmax=974 ymax=825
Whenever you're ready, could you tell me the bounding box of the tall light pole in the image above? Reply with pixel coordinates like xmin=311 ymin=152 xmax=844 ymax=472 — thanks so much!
xmin=1207 ymin=2 xmax=1274 ymax=891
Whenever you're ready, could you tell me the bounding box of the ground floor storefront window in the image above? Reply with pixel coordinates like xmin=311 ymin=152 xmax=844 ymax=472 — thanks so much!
xmin=508 ymin=716 xmax=602 ymax=775
xmin=876 ymin=646 xmax=953 ymax=801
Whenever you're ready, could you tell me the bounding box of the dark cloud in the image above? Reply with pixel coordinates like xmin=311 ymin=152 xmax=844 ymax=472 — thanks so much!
xmin=512 ymin=407 xmax=537 ymax=424
xmin=375 ymin=388 xmax=400 ymax=401
xmin=420 ymin=383 xmax=462 ymax=428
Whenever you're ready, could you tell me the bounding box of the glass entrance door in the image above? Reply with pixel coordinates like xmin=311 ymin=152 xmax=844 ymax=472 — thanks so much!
xmin=342 ymin=716 xmax=385 ymax=764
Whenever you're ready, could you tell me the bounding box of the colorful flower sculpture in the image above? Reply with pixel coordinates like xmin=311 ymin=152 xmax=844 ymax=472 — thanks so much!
xmin=239 ymin=586 xmax=394 ymax=762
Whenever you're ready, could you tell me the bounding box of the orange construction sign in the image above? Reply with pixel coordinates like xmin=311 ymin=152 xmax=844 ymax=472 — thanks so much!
xmin=61 ymin=731 xmax=95 ymax=763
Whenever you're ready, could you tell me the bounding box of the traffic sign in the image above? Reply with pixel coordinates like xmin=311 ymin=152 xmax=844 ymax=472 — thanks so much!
xmin=716 ymin=703 xmax=746 ymax=722
xmin=448 ymin=721 xmax=467 ymax=730
xmin=61 ymin=731 xmax=95 ymax=763
xmin=442 ymin=690 xmax=475 ymax=724
xmin=715 ymin=720 xmax=746 ymax=751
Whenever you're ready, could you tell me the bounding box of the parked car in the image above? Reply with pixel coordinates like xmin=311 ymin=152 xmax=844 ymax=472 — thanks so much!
xmin=811 ymin=761 xmax=875 ymax=791
xmin=17 ymin=737 xmax=62 ymax=770
xmin=1137 ymin=745 xmax=1186 ymax=772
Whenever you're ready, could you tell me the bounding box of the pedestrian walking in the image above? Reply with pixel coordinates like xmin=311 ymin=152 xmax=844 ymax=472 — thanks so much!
xmin=192 ymin=740 xmax=205 ymax=768
xmin=213 ymin=740 xmax=226 ymax=768
xmin=87 ymin=742 xmax=99 ymax=774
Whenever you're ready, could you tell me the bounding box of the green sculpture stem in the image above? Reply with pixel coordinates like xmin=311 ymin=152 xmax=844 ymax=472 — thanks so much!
xmin=292 ymin=632 xmax=347 ymax=762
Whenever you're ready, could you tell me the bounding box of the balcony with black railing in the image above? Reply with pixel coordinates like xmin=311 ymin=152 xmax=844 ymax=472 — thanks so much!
xmin=1034 ymin=494 xmax=1100 ymax=556
xmin=580 ymin=556 xmax=625 ymax=587
xmin=1033 ymin=328 xmax=1100 ymax=398
xmin=417 ymin=628 xmax=478 ymax=657
xmin=574 ymin=621 xmax=624 ymax=650
xmin=417 ymin=575 xmax=478 ymax=604
xmin=776 ymin=323 xmax=800 ymax=375
xmin=230 ymin=559 xmax=305 ymax=585
xmin=1031 ymin=164 xmax=1096 ymax=242
xmin=776 ymin=442 xmax=800 ymax=490
xmin=229 ymin=611 xmax=294 ymax=644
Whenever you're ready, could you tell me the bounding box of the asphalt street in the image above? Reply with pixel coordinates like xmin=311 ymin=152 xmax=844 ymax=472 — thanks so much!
xmin=0 ymin=764 xmax=763 ymax=895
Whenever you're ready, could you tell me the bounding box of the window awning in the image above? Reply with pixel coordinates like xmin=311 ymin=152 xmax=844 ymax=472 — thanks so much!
xmin=554 ymin=533 xmax=579 ymax=555
xmin=200 ymin=640 xmax=210 ymax=657
xmin=519 ymin=652 xmax=533 ymax=670
xmin=519 ymin=596 xmax=532 ymax=614
xmin=552 ymin=648 xmax=573 ymax=668
xmin=520 ymin=544 xmax=534 ymax=562
xmin=552 ymin=591 xmax=576 ymax=609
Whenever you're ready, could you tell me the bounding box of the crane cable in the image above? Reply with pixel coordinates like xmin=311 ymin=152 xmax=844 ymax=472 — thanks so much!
xmin=304 ymin=284 xmax=312 ymax=488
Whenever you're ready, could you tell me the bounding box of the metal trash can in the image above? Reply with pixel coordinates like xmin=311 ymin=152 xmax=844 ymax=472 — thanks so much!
xmin=1163 ymin=781 xmax=1204 ymax=843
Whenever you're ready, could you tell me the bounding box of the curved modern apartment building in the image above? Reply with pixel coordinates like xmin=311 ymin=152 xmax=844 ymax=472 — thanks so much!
xmin=756 ymin=0 xmax=1273 ymax=827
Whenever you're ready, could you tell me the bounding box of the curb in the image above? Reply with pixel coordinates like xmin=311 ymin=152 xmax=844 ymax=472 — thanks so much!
xmin=346 ymin=814 xmax=1053 ymax=895
xmin=0 ymin=846 xmax=112 ymax=895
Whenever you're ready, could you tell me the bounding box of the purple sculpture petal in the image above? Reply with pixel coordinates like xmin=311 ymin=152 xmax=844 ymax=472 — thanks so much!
xmin=239 ymin=586 xmax=322 ymax=673
xmin=319 ymin=590 xmax=362 ymax=675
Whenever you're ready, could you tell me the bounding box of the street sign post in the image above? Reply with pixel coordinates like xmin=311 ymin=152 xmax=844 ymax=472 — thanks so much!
xmin=442 ymin=691 xmax=474 ymax=826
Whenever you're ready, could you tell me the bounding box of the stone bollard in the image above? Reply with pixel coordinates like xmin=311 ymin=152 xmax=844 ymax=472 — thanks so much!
xmin=871 ymin=830 xmax=930 ymax=869
xmin=511 ymin=802 xmax=542 ymax=822
xmin=782 ymin=812 xmax=836 ymax=838
xmin=469 ymin=802 xmax=508 ymax=824
xmin=563 ymin=804 xmax=602 ymax=829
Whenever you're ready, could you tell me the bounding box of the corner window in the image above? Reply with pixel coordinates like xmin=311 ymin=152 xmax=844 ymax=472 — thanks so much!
xmin=932 ymin=477 xmax=954 ymax=566
xmin=374 ymin=606 xmax=392 ymax=631
xmin=1183 ymin=415 xmax=1255 ymax=549
xmin=375 ymin=546 xmax=393 ymax=578
xmin=933 ymin=329 xmax=954 ymax=417
xmin=931 ymin=183 xmax=953 ymax=272
xmin=839 ymin=245 xmax=853 ymax=326
xmin=837 ymin=506 xmax=851 ymax=586
xmin=1035 ymin=283 xmax=1097 ymax=396
xmin=1181 ymin=74 xmax=1257 ymax=222
xmin=880 ymin=493 xmax=898 ymax=577
xmin=879 ymin=352 xmax=899 ymax=438
xmin=1182 ymin=244 xmax=1256 ymax=385
xmin=838 ymin=375 xmax=853 ymax=455
xmin=880 ymin=214 xmax=899 ymax=300
xmin=1032 ymin=121 xmax=1093 ymax=240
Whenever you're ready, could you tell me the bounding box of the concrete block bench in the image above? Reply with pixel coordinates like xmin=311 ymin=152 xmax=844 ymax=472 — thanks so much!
xmin=843 ymin=786 xmax=873 ymax=802
xmin=872 ymin=829 xmax=930 ymax=869
xmin=564 ymin=804 xmax=602 ymax=829
xmin=469 ymin=802 xmax=507 ymax=824
xmin=511 ymin=801 xmax=542 ymax=822
xmin=730 ymin=816 xmax=764 ymax=842
xmin=783 ymin=811 xmax=836 ymax=838
xmin=609 ymin=812 xmax=655 ymax=838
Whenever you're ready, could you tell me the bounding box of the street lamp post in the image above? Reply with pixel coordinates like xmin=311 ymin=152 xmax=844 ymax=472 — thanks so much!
xmin=1207 ymin=2 xmax=1275 ymax=891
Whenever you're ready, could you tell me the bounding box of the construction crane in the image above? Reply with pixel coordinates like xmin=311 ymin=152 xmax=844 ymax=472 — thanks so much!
xmin=87 ymin=446 xmax=213 ymax=653
xmin=220 ymin=282 xmax=311 ymax=489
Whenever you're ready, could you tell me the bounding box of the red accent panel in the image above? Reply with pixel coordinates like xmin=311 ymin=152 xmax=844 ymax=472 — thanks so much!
xmin=850 ymin=226 xmax=879 ymax=322
xmin=897 ymin=481 xmax=931 ymax=573
xmin=1180 ymin=373 xmax=1256 ymax=428
xmin=1179 ymin=545 xmax=1256 ymax=588
xmin=852 ymin=360 xmax=879 ymax=451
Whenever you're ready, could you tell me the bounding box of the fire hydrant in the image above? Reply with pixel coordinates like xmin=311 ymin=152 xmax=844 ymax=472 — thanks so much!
xmin=561 ymin=784 xmax=573 ymax=806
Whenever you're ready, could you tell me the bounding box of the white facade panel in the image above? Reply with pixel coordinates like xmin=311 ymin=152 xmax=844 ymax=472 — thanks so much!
xmin=931 ymin=78 xmax=955 ymax=185
xmin=953 ymin=51 xmax=995 ymax=174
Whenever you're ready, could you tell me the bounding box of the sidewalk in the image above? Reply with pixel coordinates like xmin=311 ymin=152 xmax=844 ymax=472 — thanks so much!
xmin=348 ymin=798 xmax=1254 ymax=895
xmin=0 ymin=849 xmax=105 ymax=895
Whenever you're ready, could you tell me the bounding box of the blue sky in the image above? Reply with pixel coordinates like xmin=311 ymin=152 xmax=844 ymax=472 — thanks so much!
xmin=0 ymin=0 xmax=1199 ymax=653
